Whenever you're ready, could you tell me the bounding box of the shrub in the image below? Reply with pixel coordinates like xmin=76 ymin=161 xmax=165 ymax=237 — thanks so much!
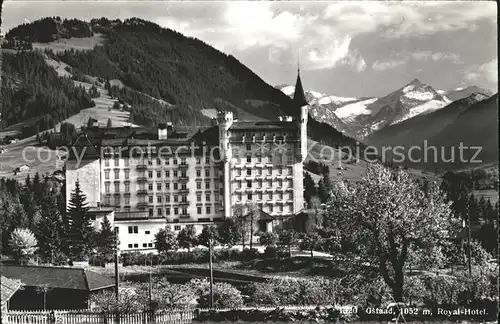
xmin=189 ymin=278 xmax=244 ymax=309
xmin=264 ymin=246 xmax=277 ymax=258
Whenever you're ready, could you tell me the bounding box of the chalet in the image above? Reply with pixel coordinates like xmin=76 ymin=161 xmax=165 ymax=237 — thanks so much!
xmin=1 ymin=276 xmax=23 ymax=311
xmin=1 ymin=265 xmax=115 ymax=310
xmin=14 ymin=164 xmax=29 ymax=175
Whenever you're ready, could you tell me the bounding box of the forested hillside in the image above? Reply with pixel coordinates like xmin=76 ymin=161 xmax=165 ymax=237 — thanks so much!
xmin=3 ymin=17 xmax=359 ymax=150
xmin=1 ymin=51 xmax=95 ymax=137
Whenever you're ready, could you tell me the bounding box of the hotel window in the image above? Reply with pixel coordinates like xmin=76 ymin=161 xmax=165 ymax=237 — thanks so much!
xmin=148 ymin=196 xmax=153 ymax=203
xmin=288 ymin=204 xmax=293 ymax=212
xmin=105 ymin=159 xmax=110 ymax=167
xmin=165 ymin=195 xmax=170 ymax=203
xmin=157 ymin=183 xmax=162 ymax=190
xmin=124 ymin=159 xmax=129 ymax=167
xmin=246 ymin=144 xmax=251 ymax=151
xmin=278 ymin=167 xmax=283 ymax=175
xmin=205 ymin=156 xmax=210 ymax=164
xmin=114 ymin=183 xmax=120 ymax=192
xmin=134 ymin=243 xmax=138 ymax=248
xmin=205 ymin=169 xmax=210 ymax=177
xmin=148 ymin=171 xmax=153 ymax=178
xmin=114 ymin=170 xmax=120 ymax=179
xmin=124 ymin=170 xmax=130 ymax=179
xmin=148 ymin=243 xmax=153 ymax=247
xmin=197 ymin=182 xmax=202 ymax=190
xmin=237 ymin=194 xmax=242 ymax=201
xmin=257 ymin=180 xmax=262 ymax=188
xmin=215 ymin=193 xmax=220 ymax=201
xmin=279 ymin=192 xmax=283 ymax=200
xmin=197 ymin=194 xmax=202 ymax=202
xmin=181 ymin=183 xmax=187 ymax=190
xmin=197 ymin=207 xmax=202 ymax=214
xmin=148 ymin=159 xmax=153 ymax=165
xmin=148 ymin=183 xmax=153 ymax=191
xmin=267 ymin=168 xmax=272 ymax=175
xmin=173 ymin=159 xmax=178 ymax=165
xmin=165 ymin=158 xmax=170 ymax=165
xmin=267 ymin=180 xmax=272 ymax=187
xmin=157 ymin=208 xmax=163 ymax=216
xmin=237 ymin=181 xmax=242 ymax=189
xmin=268 ymin=192 xmax=273 ymax=200
xmin=246 ymin=156 xmax=251 ymax=163
xmin=115 ymin=196 xmax=120 ymax=205
xmin=278 ymin=180 xmax=283 ymax=188
xmin=215 ymin=204 xmax=220 ymax=212
xmin=105 ymin=183 xmax=110 ymax=193
xmin=205 ymin=193 xmax=211 ymax=201
xmin=288 ymin=166 xmax=293 ymax=174
xmin=128 ymin=244 xmax=133 ymax=248
xmin=257 ymin=169 xmax=262 ymax=176
xmin=288 ymin=192 xmax=293 ymax=200
xmin=105 ymin=171 xmax=110 ymax=180
xmin=181 ymin=171 xmax=187 ymax=178
xmin=125 ymin=197 xmax=130 ymax=205
xmin=174 ymin=183 xmax=178 ymax=190
xmin=165 ymin=183 xmax=170 ymax=190
xmin=166 ymin=207 xmax=171 ymax=215
xmin=124 ymin=206 xmax=131 ymax=212
xmin=128 ymin=226 xmax=138 ymax=234
xmin=182 ymin=208 xmax=187 ymax=215
xmin=174 ymin=225 xmax=181 ymax=231
xmin=214 ymin=182 xmax=219 ymax=189
xmin=114 ymin=159 xmax=119 ymax=167
xmin=196 ymin=157 xmax=201 ymax=164
xmin=182 ymin=196 xmax=187 ymax=203
xmin=205 ymin=182 xmax=210 ymax=189
xmin=165 ymin=170 xmax=170 ymax=177
xmin=206 ymin=206 xmax=211 ymax=214
xmin=247 ymin=193 xmax=252 ymax=200
xmin=156 ymin=158 xmax=161 ymax=165
xmin=246 ymin=180 xmax=252 ymax=188
xmin=143 ymin=243 xmax=147 ymax=248
xmin=246 ymin=169 xmax=251 ymax=176
xmin=196 ymin=170 xmax=201 ymax=177
xmin=236 ymin=169 xmax=241 ymax=176
xmin=174 ymin=208 xmax=179 ymax=215
xmin=125 ymin=183 xmax=130 ymax=192
xmin=269 ymin=205 xmax=274 ymax=212
xmin=173 ymin=170 xmax=178 ymax=177
xmin=181 ymin=158 xmax=186 ymax=165
xmin=174 ymin=195 xmax=179 ymax=203
xmin=258 ymin=193 xmax=263 ymax=200
xmin=155 ymin=171 xmax=160 ymax=178
xmin=279 ymin=205 xmax=283 ymax=212
xmin=104 ymin=197 xmax=111 ymax=205
xmin=288 ymin=180 xmax=293 ymax=187
xmin=157 ymin=196 xmax=162 ymax=203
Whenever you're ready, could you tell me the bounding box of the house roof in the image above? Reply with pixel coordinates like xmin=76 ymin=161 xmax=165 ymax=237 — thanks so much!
xmin=1 ymin=276 xmax=22 ymax=306
xmin=230 ymin=121 xmax=298 ymax=131
xmin=1 ymin=265 xmax=115 ymax=291
xmin=68 ymin=134 xmax=100 ymax=160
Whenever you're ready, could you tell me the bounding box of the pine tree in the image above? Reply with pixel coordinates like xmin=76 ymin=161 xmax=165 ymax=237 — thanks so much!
xmin=106 ymin=118 xmax=112 ymax=128
xmin=35 ymin=196 xmax=63 ymax=263
xmin=317 ymin=179 xmax=329 ymax=204
xmin=66 ymin=180 xmax=94 ymax=261
xmin=303 ymin=172 xmax=317 ymax=206
xmin=97 ymin=216 xmax=116 ymax=262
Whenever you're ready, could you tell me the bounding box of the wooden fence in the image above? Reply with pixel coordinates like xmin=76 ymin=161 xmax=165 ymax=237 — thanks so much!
xmin=2 ymin=310 xmax=195 ymax=324
xmin=2 ymin=305 xmax=338 ymax=324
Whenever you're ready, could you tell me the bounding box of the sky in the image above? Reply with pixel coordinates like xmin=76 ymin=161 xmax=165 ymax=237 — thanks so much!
xmin=2 ymin=0 xmax=498 ymax=97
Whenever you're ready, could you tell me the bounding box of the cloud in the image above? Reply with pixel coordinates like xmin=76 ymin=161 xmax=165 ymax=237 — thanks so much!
xmin=372 ymin=59 xmax=406 ymax=71
xmin=464 ymin=59 xmax=498 ymax=83
xmin=411 ymin=51 xmax=462 ymax=63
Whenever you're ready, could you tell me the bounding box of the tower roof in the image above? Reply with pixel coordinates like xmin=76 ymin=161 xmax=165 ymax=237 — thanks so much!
xmin=293 ymin=70 xmax=308 ymax=107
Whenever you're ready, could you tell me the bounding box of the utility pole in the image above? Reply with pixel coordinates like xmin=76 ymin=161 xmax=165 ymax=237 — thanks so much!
xmin=114 ymin=228 xmax=119 ymax=302
xmin=149 ymin=257 xmax=152 ymax=310
xmin=209 ymin=237 xmax=214 ymax=309
xmin=249 ymin=210 xmax=254 ymax=250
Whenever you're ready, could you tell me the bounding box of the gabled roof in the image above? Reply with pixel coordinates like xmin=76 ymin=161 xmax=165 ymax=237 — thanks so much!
xmin=1 ymin=276 xmax=22 ymax=306
xmin=1 ymin=265 xmax=114 ymax=291
xmin=68 ymin=134 xmax=100 ymax=160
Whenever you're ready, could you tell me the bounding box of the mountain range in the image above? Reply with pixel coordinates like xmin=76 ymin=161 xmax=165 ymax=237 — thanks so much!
xmin=277 ymin=80 xmax=494 ymax=141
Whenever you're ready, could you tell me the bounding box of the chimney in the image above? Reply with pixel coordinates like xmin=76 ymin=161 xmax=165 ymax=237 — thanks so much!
xmin=158 ymin=123 xmax=168 ymax=140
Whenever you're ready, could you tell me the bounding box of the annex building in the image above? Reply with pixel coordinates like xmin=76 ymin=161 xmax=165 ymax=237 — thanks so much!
xmin=65 ymin=72 xmax=309 ymax=253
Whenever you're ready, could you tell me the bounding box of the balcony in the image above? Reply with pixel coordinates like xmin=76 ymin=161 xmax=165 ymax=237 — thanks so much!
xmin=137 ymin=177 xmax=147 ymax=182
xmin=178 ymin=176 xmax=189 ymax=182
xmin=137 ymin=189 xmax=148 ymax=195
xmin=178 ymin=164 xmax=189 ymax=169
xmin=179 ymin=214 xmax=191 ymax=219
xmin=136 ymin=164 xmax=147 ymax=170
xmin=178 ymin=189 xmax=189 ymax=194
xmin=137 ymin=202 xmax=148 ymax=209
xmin=178 ymin=201 xmax=190 ymax=206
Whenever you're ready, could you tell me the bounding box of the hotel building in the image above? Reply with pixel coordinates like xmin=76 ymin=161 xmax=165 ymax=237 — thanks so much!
xmin=65 ymin=73 xmax=309 ymax=253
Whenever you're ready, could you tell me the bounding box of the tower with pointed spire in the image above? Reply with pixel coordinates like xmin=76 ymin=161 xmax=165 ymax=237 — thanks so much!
xmin=293 ymin=62 xmax=308 ymax=108
xmin=292 ymin=63 xmax=308 ymax=163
